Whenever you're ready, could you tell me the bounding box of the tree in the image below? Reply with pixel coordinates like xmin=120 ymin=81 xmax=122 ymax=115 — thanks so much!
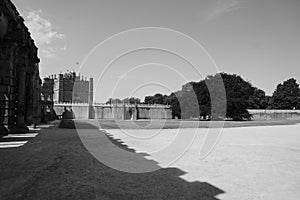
xmin=165 ymin=93 xmax=181 ymax=119
xmin=140 ymin=72 xmax=269 ymax=120
xmin=144 ymin=93 xmax=168 ymax=104
xmin=106 ymin=98 xmax=122 ymax=104
xmin=178 ymin=86 xmax=199 ymax=119
xmin=106 ymin=97 xmax=141 ymax=104
xmin=144 ymin=93 xmax=181 ymax=119
xmin=173 ymin=73 xmax=255 ymax=120
xmin=248 ymin=88 xmax=269 ymax=109
xmin=220 ymin=73 xmax=254 ymax=120
xmin=123 ymin=97 xmax=141 ymax=104
xmin=269 ymin=78 xmax=300 ymax=109
xmin=191 ymin=81 xmax=211 ymax=119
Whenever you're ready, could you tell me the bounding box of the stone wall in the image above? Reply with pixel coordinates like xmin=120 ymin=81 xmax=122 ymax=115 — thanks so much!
xmin=0 ymin=0 xmax=40 ymax=134
xmin=249 ymin=110 xmax=300 ymax=120
xmin=53 ymin=105 xmax=300 ymax=121
xmin=54 ymin=103 xmax=172 ymax=120
xmin=138 ymin=108 xmax=150 ymax=119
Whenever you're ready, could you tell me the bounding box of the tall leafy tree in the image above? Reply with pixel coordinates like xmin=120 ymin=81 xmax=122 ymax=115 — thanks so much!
xmin=165 ymin=93 xmax=181 ymax=119
xmin=106 ymin=98 xmax=122 ymax=104
xmin=248 ymin=88 xmax=270 ymax=109
xmin=221 ymin=73 xmax=255 ymax=120
xmin=175 ymin=73 xmax=255 ymax=120
xmin=191 ymin=81 xmax=211 ymax=119
xmin=123 ymin=97 xmax=141 ymax=104
xmin=144 ymin=93 xmax=168 ymax=104
xmin=201 ymin=73 xmax=254 ymax=120
xmin=141 ymin=73 xmax=272 ymax=120
xmin=178 ymin=84 xmax=199 ymax=119
xmin=106 ymin=97 xmax=141 ymax=104
xmin=269 ymin=78 xmax=300 ymax=109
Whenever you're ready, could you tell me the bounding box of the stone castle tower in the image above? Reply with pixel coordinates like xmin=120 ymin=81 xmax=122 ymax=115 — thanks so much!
xmin=42 ymin=71 xmax=93 ymax=104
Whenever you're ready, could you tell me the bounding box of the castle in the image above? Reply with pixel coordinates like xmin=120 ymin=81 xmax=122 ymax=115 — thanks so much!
xmin=40 ymin=71 xmax=94 ymax=121
xmin=41 ymin=71 xmax=172 ymax=120
xmin=42 ymin=71 xmax=93 ymax=104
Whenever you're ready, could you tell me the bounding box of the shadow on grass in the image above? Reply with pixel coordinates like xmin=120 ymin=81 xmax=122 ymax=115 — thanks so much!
xmin=59 ymin=119 xmax=99 ymax=129
xmin=0 ymin=120 xmax=225 ymax=200
xmin=75 ymin=120 xmax=225 ymax=199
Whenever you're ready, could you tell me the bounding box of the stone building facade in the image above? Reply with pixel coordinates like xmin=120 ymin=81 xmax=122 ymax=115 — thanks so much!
xmin=40 ymin=71 xmax=94 ymax=121
xmin=43 ymin=71 xmax=93 ymax=104
xmin=40 ymin=77 xmax=55 ymax=122
xmin=0 ymin=0 xmax=40 ymax=134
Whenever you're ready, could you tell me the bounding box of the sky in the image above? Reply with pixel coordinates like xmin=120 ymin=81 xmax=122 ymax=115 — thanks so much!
xmin=13 ymin=0 xmax=300 ymax=102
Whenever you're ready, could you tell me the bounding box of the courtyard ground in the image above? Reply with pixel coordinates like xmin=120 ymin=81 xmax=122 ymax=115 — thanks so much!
xmin=67 ymin=118 xmax=300 ymax=129
xmin=0 ymin=120 xmax=299 ymax=199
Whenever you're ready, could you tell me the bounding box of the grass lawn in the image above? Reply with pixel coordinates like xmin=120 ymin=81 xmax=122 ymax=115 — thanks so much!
xmin=65 ymin=119 xmax=300 ymax=129
xmin=1 ymin=120 xmax=299 ymax=199
xmin=0 ymin=123 xmax=224 ymax=200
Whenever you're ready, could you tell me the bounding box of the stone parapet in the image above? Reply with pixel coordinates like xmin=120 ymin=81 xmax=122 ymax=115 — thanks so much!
xmin=54 ymin=103 xmax=172 ymax=120
xmin=248 ymin=109 xmax=300 ymax=120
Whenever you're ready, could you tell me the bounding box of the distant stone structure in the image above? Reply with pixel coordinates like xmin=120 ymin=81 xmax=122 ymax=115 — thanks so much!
xmin=43 ymin=71 xmax=93 ymax=104
xmin=0 ymin=0 xmax=40 ymax=134
xmin=40 ymin=77 xmax=55 ymax=122
xmin=42 ymin=71 xmax=171 ymax=120
xmin=40 ymin=71 xmax=94 ymax=121
xmin=248 ymin=109 xmax=300 ymax=120
xmin=54 ymin=103 xmax=172 ymax=120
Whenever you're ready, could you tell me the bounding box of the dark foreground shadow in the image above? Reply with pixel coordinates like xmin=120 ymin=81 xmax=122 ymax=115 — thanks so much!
xmin=0 ymin=120 xmax=225 ymax=200
xmin=59 ymin=119 xmax=99 ymax=129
